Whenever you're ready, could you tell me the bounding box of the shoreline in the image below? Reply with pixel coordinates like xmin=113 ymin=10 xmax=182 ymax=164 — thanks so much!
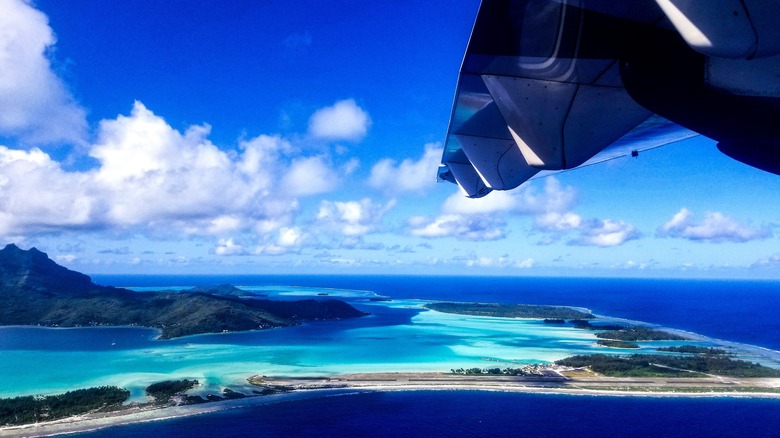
xmin=4 ymin=373 xmax=780 ymax=437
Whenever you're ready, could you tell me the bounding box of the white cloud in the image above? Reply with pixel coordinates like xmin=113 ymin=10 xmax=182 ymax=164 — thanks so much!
xmin=416 ymin=177 xmax=639 ymax=246
xmin=465 ymin=256 xmax=535 ymax=268
xmin=0 ymin=146 xmax=95 ymax=237
xmin=571 ymin=219 xmax=640 ymax=247
xmin=658 ymin=208 xmax=771 ymax=242
xmin=281 ymin=156 xmax=339 ymax=196
xmin=409 ymin=214 xmax=506 ymax=241
xmin=611 ymin=260 xmax=656 ymax=270
xmin=255 ymin=226 xmax=309 ymax=255
xmin=513 ymin=177 xmax=578 ymax=216
xmin=368 ymin=143 xmax=442 ymax=194
xmin=443 ymin=177 xmax=578 ymax=220
xmin=55 ymin=254 xmax=77 ymax=264
xmin=0 ymin=0 xmax=87 ymax=145
xmin=442 ymin=189 xmax=519 ymax=215
xmin=534 ymin=212 xmax=583 ymax=232
xmin=412 ymin=177 xmax=578 ymax=242
xmin=342 ymin=158 xmax=360 ymax=175
xmin=277 ymin=227 xmax=306 ymax=247
xmin=308 ymin=99 xmax=371 ymax=141
xmin=90 ymin=102 xmax=244 ymax=225
xmin=516 ymin=258 xmax=535 ymax=268
xmin=214 ymin=238 xmax=246 ymax=256
xmin=315 ymin=198 xmax=395 ymax=237
xmin=206 ymin=216 xmax=244 ymax=236
xmin=0 ymin=101 xmax=344 ymax=242
xmin=445 ymin=252 xmax=534 ymax=269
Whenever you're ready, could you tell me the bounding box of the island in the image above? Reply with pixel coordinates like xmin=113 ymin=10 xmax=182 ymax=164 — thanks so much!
xmin=594 ymin=327 xmax=689 ymax=341
xmin=597 ymin=340 xmax=641 ymax=349
xmin=424 ymin=302 xmax=595 ymax=320
xmin=0 ymin=244 xmax=367 ymax=339
xmin=184 ymin=284 xmax=267 ymax=298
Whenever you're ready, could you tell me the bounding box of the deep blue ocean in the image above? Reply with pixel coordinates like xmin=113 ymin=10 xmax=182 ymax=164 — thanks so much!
xmin=83 ymin=275 xmax=780 ymax=437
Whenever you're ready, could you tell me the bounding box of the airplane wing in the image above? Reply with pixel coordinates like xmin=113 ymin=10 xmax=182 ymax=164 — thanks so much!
xmin=439 ymin=0 xmax=780 ymax=198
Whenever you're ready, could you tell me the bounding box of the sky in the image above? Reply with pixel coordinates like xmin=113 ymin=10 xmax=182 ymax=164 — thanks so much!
xmin=0 ymin=0 xmax=779 ymax=279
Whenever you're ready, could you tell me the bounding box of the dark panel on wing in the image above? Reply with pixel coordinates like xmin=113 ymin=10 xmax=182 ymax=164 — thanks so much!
xmin=440 ymin=0 xmax=780 ymax=197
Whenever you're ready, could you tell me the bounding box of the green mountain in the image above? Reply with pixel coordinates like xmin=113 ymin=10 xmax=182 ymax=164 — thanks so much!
xmin=0 ymin=244 xmax=366 ymax=338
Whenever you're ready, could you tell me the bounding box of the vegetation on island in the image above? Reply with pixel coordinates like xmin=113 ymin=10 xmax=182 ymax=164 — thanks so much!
xmin=556 ymin=354 xmax=780 ymax=378
xmin=595 ymin=327 xmax=688 ymax=341
xmin=0 ymin=379 xmax=258 ymax=426
xmin=0 ymin=386 xmax=129 ymax=426
xmin=186 ymin=284 xmax=266 ymax=297
xmin=425 ymin=302 xmax=594 ymax=320
xmin=0 ymin=244 xmax=367 ymax=339
xmin=597 ymin=340 xmax=641 ymax=349
xmin=144 ymin=379 xmax=252 ymax=405
xmin=146 ymin=379 xmax=199 ymax=402
xmin=571 ymin=320 xmax=625 ymax=330
xmin=657 ymin=345 xmax=731 ymax=355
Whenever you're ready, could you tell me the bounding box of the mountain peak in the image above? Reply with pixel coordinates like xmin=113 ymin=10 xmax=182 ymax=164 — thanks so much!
xmin=0 ymin=244 xmax=99 ymax=296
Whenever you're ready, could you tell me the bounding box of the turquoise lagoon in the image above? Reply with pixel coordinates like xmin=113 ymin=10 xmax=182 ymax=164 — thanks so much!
xmin=0 ymin=284 xmax=775 ymax=400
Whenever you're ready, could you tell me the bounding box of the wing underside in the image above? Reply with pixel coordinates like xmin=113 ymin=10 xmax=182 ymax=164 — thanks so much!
xmin=439 ymin=0 xmax=780 ymax=197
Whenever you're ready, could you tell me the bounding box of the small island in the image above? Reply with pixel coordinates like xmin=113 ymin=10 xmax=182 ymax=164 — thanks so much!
xmin=597 ymin=340 xmax=641 ymax=349
xmin=657 ymin=345 xmax=732 ymax=355
xmin=424 ymin=302 xmax=595 ymax=320
xmin=594 ymin=327 xmax=689 ymax=342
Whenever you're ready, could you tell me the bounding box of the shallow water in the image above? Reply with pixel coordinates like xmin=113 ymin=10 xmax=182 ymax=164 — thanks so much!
xmin=0 ymin=294 xmax=609 ymax=398
xmin=2 ymin=281 xmax=778 ymax=400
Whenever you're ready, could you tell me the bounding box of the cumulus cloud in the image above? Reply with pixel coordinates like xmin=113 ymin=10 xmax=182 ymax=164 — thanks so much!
xmin=466 ymin=256 xmax=534 ymax=268
xmin=570 ymin=219 xmax=640 ymax=247
xmin=308 ymin=99 xmax=371 ymax=141
xmin=443 ymin=177 xmax=579 ymax=223
xmin=412 ymin=176 xmax=639 ymax=246
xmin=0 ymin=101 xmax=344 ymax=242
xmin=658 ymin=208 xmax=771 ymax=242
xmin=213 ymin=238 xmax=247 ymax=256
xmin=612 ymin=260 xmax=656 ymax=270
xmin=0 ymin=0 xmax=87 ymax=145
xmin=368 ymin=143 xmax=442 ymax=194
xmin=0 ymin=145 xmax=95 ymax=235
xmin=448 ymin=252 xmax=534 ymax=269
xmin=409 ymin=214 xmax=506 ymax=241
xmin=55 ymin=254 xmax=77 ymax=264
xmin=281 ymin=156 xmax=339 ymax=196
xmin=315 ymin=198 xmax=395 ymax=237
xmin=255 ymin=226 xmax=311 ymax=255
xmin=410 ymin=177 xmax=569 ymax=241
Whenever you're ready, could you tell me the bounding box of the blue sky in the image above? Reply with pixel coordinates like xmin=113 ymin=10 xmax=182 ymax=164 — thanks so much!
xmin=1 ymin=0 xmax=779 ymax=278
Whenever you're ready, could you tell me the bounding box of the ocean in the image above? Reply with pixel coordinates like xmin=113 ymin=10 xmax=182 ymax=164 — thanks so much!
xmin=83 ymin=390 xmax=780 ymax=438
xmin=7 ymin=276 xmax=780 ymax=436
